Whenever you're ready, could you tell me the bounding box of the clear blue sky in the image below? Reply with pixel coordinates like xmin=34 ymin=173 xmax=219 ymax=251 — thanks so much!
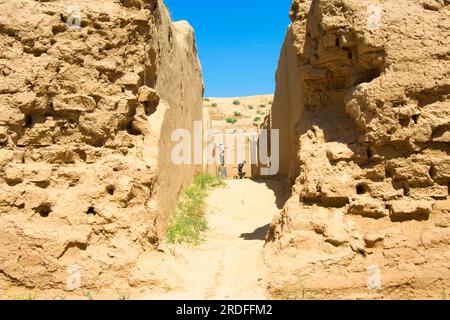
xmin=164 ymin=0 xmax=292 ymax=98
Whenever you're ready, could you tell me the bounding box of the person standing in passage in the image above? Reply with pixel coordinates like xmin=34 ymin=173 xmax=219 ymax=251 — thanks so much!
xmin=238 ymin=160 xmax=246 ymax=179
xmin=218 ymin=144 xmax=225 ymax=166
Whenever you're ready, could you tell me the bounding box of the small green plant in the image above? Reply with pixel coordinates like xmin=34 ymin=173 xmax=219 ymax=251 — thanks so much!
xmin=211 ymin=103 xmax=218 ymax=107
xmin=277 ymin=272 xmax=309 ymax=300
xmin=84 ymin=291 xmax=94 ymax=300
xmin=14 ymin=293 xmax=37 ymax=300
xmin=295 ymin=273 xmax=308 ymax=300
xmin=167 ymin=174 xmax=224 ymax=245
xmin=118 ymin=293 xmax=130 ymax=300
xmin=233 ymin=111 xmax=242 ymax=117
xmin=259 ymin=104 xmax=266 ymax=108
xmin=253 ymin=116 xmax=261 ymax=123
xmin=247 ymin=105 xmax=254 ymax=109
xmin=225 ymin=118 xmax=238 ymax=124
xmin=163 ymin=284 xmax=174 ymax=293
xmin=256 ymin=110 xmax=262 ymax=115
xmin=233 ymin=100 xmax=240 ymax=105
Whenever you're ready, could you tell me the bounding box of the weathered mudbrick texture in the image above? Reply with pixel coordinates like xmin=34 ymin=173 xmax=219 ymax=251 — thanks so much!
xmin=0 ymin=0 xmax=203 ymax=292
xmin=266 ymin=0 xmax=450 ymax=299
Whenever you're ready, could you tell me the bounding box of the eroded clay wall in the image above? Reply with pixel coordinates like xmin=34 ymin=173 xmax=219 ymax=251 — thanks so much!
xmin=266 ymin=0 xmax=450 ymax=299
xmin=271 ymin=26 xmax=303 ymax=180
xmin=0 ymin=0 xmax=203 ymax=292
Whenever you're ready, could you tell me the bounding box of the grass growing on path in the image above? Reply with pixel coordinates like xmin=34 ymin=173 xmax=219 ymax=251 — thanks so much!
xmin=167 ymin=173 xmax=225 ymax=245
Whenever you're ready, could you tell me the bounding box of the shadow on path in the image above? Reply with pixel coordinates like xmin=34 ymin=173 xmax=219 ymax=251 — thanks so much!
xmin=240 ymin=224 xmax=271 ymax=241
xmin=251 ymin=176 xmax=291 ymax=209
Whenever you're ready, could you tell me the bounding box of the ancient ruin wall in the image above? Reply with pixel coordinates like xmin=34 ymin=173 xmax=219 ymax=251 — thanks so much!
xmin=266 ymin=0 xmax=450 ymax=299
xmin=0 ymin=0 xmax=203 ymax=292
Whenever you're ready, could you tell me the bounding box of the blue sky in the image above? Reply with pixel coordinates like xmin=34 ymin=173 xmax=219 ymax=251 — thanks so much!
xmin=164 ymin=0 xmax=293 ymax=98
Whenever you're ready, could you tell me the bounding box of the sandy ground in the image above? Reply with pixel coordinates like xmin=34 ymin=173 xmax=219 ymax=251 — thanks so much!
xmin=141 ymin=178 xmax=287 ymax=300
xmin=0 ymin=178 xmax=288 ymax=300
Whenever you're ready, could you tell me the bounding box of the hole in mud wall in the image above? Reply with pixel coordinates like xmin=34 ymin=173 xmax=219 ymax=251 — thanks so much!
xmin=366 ymin=148 xmax=373 ymax=161
xmin=106 ymin=185 xmax=115 ymax=196
xmin=35 ymin=181 xmax=50 ymax=189
xmin=86 ymin=206 xmax=96 ymax=215
xmin=35 ymin=204 xmax=52 ymax=217
xmin=376 ymin=100 xmax=385 ymax=108
xmin=412 ymin=114 xmax=420 ymax=124
xmin=77 ymin=149 xmax=87 ymax=162
xmin=126 ymin=121 xmax=142 ymax=136
xmin=390 ymin=211 xmax=429 ymax=223
xmin=92 ymin=95 xmax=102 ymax=105
xmin=429 ymin=166 xmax=437 ymax=179
xmin=432 ymin=125 xmax=450 ymax=140
xmin=399 ymin=117 xmax=410 ymax=127
xmin=143 ymin=101 xmax=158 ymax=116
xmin=357 ymin=67 xmax=382 ymax=85
xmin=343 ymin=47 xmax=353 ymax=60
xmin=403 ymin=184 xmax=410 ymax=196
xmin=356 ymin=183 xmax=370 ymax=195
xmin=385 ymin=166 xmax=395 ymax=178
xmin=24 ymin=115 xmax=32 ymax=128
xmin=392 ymin=100 xmax=407 ymax=108
xmin=347 ymin=50 xmax=353 ymax=60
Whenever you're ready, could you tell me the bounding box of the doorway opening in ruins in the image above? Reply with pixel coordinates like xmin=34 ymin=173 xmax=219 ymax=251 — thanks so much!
xmin=156 ymin=0 xmax=293 ymax=300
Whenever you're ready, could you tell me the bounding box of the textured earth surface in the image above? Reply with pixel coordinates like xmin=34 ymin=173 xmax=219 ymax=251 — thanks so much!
xmin=266 ymin=0 xmax=450 ymax=299
xmin=204 ymin=95 xmax=273 ymax=131
xmin=0 ymin=0 xmax=203 ymax=294
xmin=139 ymin=178 xmax=288 ymax=300
xmin=0 ymin=0 xmax=449 ymax=300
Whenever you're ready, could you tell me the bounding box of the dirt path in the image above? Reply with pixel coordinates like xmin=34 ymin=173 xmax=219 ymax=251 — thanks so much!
xmin=142 ymin=178 xmax=286 ymax=300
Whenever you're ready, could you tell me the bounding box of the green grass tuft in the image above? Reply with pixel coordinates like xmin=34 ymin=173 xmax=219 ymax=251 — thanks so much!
xmin=275 ymin=271 xmax=309 ymax=300
xmin=84 ymin=292 xmax=94 ymax=300
xmin=12 ymin=293 xmax=37 ymax=300
xmin=233 ymin=100 xmax=241 ymax=105
xmin=166 ymin=173 xmax=224 ymax=245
